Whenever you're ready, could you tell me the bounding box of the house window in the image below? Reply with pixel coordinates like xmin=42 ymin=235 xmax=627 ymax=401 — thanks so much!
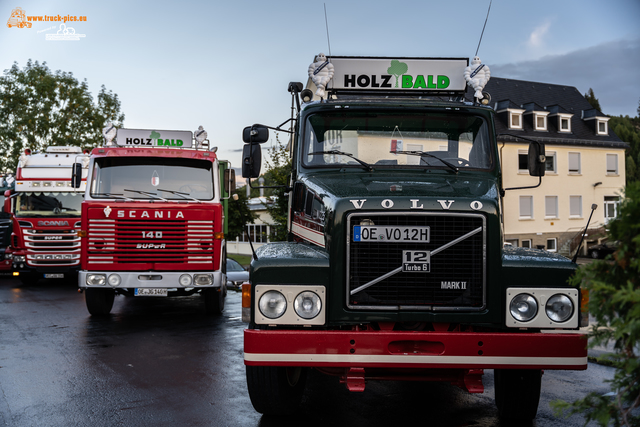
xmin=560 ymin=117 xmax=571 ymax=132
xmin=241 ymin=224 xmax=272 ymax=243
xmin=545 ymin=152 xmax=556 ymax=173
xmin=606 ymin=154 xmax=618 ymax=174
xmin=546 ymin=238 xmax=557 ymax=252
xmin=535 ymin=114 xmax=547 ymax=131
xmin=521 ymin=239 xmax=532 ymax=248
xmin=519 ymin=196 xmax=533 ymax=219
xmin=545 ymin=196 xmax=558 ymax=218
xmin=510 ymin=112 xmax=522 ymax=129
xmin=518 ymin=152 xmax=528 ymax=172
xmin=597 ymin=120 xmax=608 ymax=135
xmin=604 ymin=196 xmax=619 ymax=223
xmin=570 ymin=195 xmax=582 ymax=217
xmin=568 ymin=152 xmax=581 ymax=174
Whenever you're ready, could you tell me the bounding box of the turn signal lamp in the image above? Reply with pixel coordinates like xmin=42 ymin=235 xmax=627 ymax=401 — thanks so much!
xmin=580 ymin=289 xmax=589 ymax=327
xmin=242 ymin=283 xmax=251 ymax=322
xmin=77 ymin=230 xmax=87 ymax=238
xmin=214 ymin=232 xmax=224 ymax=240
xmin=13 ymin=272 xmax=19 ymax=276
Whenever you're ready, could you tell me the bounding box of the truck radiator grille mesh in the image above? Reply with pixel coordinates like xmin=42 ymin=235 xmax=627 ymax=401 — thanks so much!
xmin=347 ymin=213 xmax=485 ymax=311
xmin=87 ymin=219 xmax=215 ymax=267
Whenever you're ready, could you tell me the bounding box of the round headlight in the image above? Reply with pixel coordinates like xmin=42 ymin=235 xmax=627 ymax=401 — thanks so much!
xmin=107 ymin=274 xmax=121 ymax=287
xmin=510 ymin=293 xmax=538 ymax=322
xmin=193 ymin=274 xmax=213 ymax=286
xmin=294 ymin=291 xmax=322 ymax=319
xmin=258 ymin=291 xmax=287 ymax=319
xmin=545 ymin=294 xmax=574 ymax=322
xmin=179 ymin=274 xmax=193 ymax=287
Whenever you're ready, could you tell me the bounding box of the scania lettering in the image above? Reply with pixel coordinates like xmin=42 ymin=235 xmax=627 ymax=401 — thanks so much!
xmin=77 ymin=126 xmax=234 ymax=316
xmin=5 ymin=147 xmax=88 ymax=283
xmin=239 ymin=55 xmax=588 ymax=422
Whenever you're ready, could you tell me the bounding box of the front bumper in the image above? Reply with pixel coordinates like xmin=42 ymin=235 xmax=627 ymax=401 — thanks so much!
xmin=79 ymin=270 xmax=224 ymax=289
xmin=244 ymin=329 xmax=588 ymax=370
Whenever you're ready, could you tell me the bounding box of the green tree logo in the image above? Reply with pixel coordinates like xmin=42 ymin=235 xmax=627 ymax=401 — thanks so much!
xmin=149 ymin=130 xmax=160 ymax=140
xmin=387 ymin=60 xmax=408 ymax=88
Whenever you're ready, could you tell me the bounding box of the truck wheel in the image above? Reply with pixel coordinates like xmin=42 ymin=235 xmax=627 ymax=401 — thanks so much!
xmin=494 ymin=369 xmax=542 ymax=422
xmin=85 ymin=288 xmax=115 ymax=316
xmin=246 ymin=365 xmax=307 ymax=415
xmin=203 ymin=287 xmax=224 ymax=315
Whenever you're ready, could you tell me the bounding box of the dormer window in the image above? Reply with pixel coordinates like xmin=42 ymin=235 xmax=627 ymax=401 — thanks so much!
xmin=597 ymin=118 xmax=609 ymax=135
xmin=559 ymin=115 xmax=572 ymax=133
xmin=511 ymin=111 xmax=522 ymax=129
xmin=533 ymin=111 xmax=549 ymax=131
xmin=523 ymin=103 xmax=548 ymax=132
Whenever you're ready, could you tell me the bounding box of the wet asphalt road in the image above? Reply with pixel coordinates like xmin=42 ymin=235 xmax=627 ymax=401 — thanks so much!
xmin=0 ymin=275 xmax=614 ymax=427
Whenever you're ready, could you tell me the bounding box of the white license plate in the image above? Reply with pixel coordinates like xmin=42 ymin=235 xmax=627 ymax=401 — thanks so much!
xmin=353 ymin=225 xmax=430 ymax=242
xmin=135 ymin=288 xmax=168 ymax=296
xmin=44 ymin=273 xmax=64 ymax=279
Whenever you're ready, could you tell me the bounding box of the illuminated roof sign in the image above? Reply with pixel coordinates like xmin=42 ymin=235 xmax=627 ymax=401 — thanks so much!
xmin=116 ymin=129 xmax=193 ymax=148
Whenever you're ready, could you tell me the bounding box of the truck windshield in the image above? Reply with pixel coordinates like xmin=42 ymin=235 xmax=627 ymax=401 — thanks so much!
xmin=302 ymin=110 xmax=493 ymax=170
xmin=15 ymin=192 xmax=82 ymax=217
xmin=90 ymin=157 xmax=214 ymax=201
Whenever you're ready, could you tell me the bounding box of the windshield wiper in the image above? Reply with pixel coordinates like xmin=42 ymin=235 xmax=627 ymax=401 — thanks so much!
xmin=311 ymin=150 xmax=373 ymax=172
xmin=157 ymin=188 xmax=201 ymax=203
xmin=92 ymin=192 xmax=135 ymax=201
xmin=123 ymin=189 xmax=168 ymax=201
xmin=394 ymin=150 xmax=459 ymax=173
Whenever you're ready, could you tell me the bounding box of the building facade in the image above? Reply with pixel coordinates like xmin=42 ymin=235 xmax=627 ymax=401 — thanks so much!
xmin=478 ymin=78 xmax=627 ymax=255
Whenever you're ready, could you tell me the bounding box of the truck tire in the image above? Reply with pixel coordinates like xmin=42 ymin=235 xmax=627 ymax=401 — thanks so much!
xmin=246 ymin=365 xmax=307 ymax=415
xmin=203 ymin=287 xmax=224 ymax=315
xmin=494 ymin=369 xmax=542 ymax=422
xmin=85 ymin=288 xmax=115 ymax=316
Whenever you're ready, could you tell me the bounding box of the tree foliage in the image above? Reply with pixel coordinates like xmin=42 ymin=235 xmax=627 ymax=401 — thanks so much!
xmin=585 ymin=88 xmax=603 ymax=112
xmin=226 ymin=189 xmax=256 ymax=241
xmin=552 ymin=182 xmax=640 ymax=427
xmin=0 ymin=60 xmax=124 ymax=171
xmin=262 ymin=133 xmax=291 ymax=241
xmin=610 ymin=113 xmax=640 ymax=185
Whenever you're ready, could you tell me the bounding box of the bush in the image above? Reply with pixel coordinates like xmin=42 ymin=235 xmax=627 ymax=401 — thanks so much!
xmin=552 ymin=182 xmax=640 ymax=426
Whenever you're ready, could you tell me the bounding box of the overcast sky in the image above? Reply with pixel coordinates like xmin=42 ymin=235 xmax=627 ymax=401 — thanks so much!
xmin=2 ymin=0 xmax=639 ymax=167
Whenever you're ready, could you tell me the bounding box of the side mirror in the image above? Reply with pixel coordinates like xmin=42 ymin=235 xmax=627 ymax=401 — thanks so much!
xmin=528 ymin=141 xmax=546 ymax=177
xmin=224 ymin=168 xmax=236 ymax=195
xmin=242 ymin=125 xmax=269 ymax=144
xmin=71 ymin=163 xmax=83 ymax=188
xmin=242 ymin=143 xmax=262 ymax=178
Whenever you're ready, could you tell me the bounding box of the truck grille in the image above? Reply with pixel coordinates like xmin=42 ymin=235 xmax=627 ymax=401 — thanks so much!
xmin=347 ymin=212 xmax=485 ymax=311
xmin=87 ymin=218 xmax=215 ymax=269
xmin=23 ymin=223 xmax=81 ymax=266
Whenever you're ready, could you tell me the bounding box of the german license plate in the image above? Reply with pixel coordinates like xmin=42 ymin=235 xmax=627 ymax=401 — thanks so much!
xmin=353 ymin=225 xmax=430 ymax=242
xmin=135 ymin=288 xmax=168 ymax=296
xmin=402 ymin=250 xmax=431 ymax=272
xmin=44 ymin=273 xmax=64 ymax=279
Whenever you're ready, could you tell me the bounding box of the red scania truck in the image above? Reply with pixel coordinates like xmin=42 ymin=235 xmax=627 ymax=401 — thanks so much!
xmin=76 ymin=126 xmax=233 ymax=316
xmin=6 ymin=147 xmax=88 ymax=283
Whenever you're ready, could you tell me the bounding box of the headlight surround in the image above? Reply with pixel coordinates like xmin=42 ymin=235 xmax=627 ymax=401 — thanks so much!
xmin=510 ymin=293 xmax=538 ymax=322
xmin=107 ymin=274 xmax=121 ymax=287
xmin=545 ymin=294 xmax=574 ymax=322
xmin=258 ymin=290 xmax=287 ymax=319
xmin=86 ymin=274 xmax=106 ymax=286
xmin=194 ymin=274 xmax=213 ymax=286
xmin=294 ymin=291 xmax=322 ymax=319
xmin=13 ymin=255 xmax=25 ymax=262
xmin=179 ymin=274 xmax=193 ymax=287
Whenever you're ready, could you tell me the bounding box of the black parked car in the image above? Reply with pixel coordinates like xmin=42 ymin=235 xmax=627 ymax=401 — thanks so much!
xmin=587 ymin=241 xmax=619 ymax=259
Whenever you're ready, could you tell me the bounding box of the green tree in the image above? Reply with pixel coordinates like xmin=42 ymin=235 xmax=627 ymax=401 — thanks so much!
xmin=585 ymin=88 xmax=603 ymax=112
xmin=552 ymin=182 xmax=640 ymax=426
xmin=610 ymin=115 xmax=640 ymax=185
xmin=387 ymin=60 xmax=408 ymax=88
xmin=0 ymin=60 xmax=124 ymax=171
xmin=263 ymin=133 xmax=291 ymax=241
xmin=226 ymin=190 xmax=256 ymax=241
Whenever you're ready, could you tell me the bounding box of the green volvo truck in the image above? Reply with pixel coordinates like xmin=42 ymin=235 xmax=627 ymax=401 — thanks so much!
xmin=240 ymin=55 xmax=588 ymax=422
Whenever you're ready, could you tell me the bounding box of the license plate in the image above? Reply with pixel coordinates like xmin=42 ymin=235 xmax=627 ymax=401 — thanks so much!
xmin=402 ymin=250 xmax=431 ymax=272
xmin=135 ymin=288 xmax=168 ymax=296
xmin=353 ymin=225 xmax=430 ymax=242
xmin=44 ymin=273 xmax=64 ymax=279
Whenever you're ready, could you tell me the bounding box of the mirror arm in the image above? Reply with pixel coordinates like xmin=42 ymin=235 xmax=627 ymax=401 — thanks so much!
xmin=252 ymin=121 xmax=295 ymax=135
xmin=503 ymin=176 xmax=542 ymax=192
